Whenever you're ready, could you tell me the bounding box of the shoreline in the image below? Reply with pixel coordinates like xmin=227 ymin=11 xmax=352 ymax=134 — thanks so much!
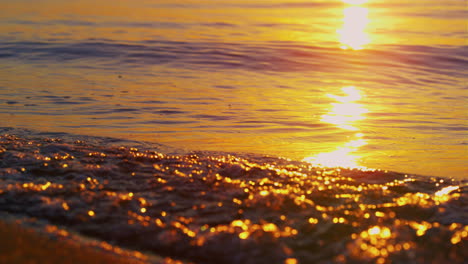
xmin=0 ymin=129 xmax=466 ymax=263
xmin=0 ymin=213 xmax=186 ymax=264
xmin=0 ymin=126 xmax=462 ymax=181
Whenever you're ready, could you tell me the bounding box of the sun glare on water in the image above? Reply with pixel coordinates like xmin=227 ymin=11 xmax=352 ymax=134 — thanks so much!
xmin=338 ymin=0 xmax=370 ymax=50
xmin=303 ymin=137 xmax=367 ymax=169
xmin=320 ymin=86 xmax=368 ymax=131
xmin=342 ymin=0 xmax=368 ymax=5
xmin=304 ymin=86 xmax=369 ymax=169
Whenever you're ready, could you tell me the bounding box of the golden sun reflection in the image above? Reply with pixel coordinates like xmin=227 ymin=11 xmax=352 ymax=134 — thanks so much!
xmin=321 ymin=86 xmax=368 ymax=131
xmin=303 ymin=135 xmax=367 ymax=169
xmin=338 ymin=5 xmax=370 ymax=50
xmin=304 ymin=86 xmax=369 ymax=169
xmin=342 ymin=0 xmax=368 ymax=5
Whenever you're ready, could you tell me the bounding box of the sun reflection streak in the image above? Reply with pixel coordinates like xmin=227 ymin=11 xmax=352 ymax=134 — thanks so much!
xmin=304 ymin=86 xmax=369 ymax=169
xmin=321 ymin=103 xmax=367 ymax=131
xmin=303 ymin=136 xmax=367 ymax=169
xmin=321 ymin=86 xmax=368 ymax=131
xmin=338 ymin=5 xmax=370 ymax=50
xmin=342 ymin=0 xmax=368 ymax=5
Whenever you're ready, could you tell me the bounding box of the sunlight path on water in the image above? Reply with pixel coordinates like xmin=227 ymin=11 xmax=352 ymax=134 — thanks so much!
xmin=338 ymin=0 xmax=370 ymax=50
xmin=304 ymin=86 xmax=369 ymax=170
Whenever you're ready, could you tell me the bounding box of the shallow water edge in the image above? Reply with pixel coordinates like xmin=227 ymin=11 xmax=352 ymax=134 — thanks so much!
xmin=0 ymin=127 xmax=466 ymax=263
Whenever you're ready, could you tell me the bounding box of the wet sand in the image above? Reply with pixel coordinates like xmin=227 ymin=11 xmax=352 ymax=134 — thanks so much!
xmin=0 ymin=215 xmax=187 ymax=264
xmin=0 ymin=219 xmax=144 ymax=264
xmin=0 ymin=215 xmax=196 ymax=264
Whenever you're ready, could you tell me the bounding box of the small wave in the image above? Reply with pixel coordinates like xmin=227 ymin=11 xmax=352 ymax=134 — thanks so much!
xmin=1 ymin=40 xmax=466 ymax=80
xmin=0 ymin=128 xmax=466 ymax=263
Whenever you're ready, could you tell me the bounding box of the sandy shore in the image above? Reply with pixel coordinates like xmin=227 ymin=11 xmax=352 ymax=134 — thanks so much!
xmin=0 ymin=218 xmax=144 ymax=264
xmin=0 ymin=216 xmax=186 ymax=264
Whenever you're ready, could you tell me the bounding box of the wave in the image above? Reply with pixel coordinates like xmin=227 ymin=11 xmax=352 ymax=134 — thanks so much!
xmin=0 ymin=128 xmax=466 ymax=263
xmin=1 ymin=40 xmax=466 ymax=79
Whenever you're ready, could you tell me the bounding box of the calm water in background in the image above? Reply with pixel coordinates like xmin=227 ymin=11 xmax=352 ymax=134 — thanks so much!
xmin=0 ymin=0 xmax=467 ymax=178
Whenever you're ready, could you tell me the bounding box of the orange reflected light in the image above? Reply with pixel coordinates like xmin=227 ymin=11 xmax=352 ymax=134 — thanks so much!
xmin=435 ymin=185 xmax=459 ymax=197
xmin=303 ymin=138 xmax=367 ymax=168
xmin=304 ymin=86 xmax=368 ymax=169
xmin=342 ymin=0 xmax=368 ymax=5
xmin=434 ymin=185 xmax=460 ymax=204
xmin=321 ymin=103 xmax=367 ymax=131
xmin=321 ymin=86 xmax=368 ymax=131
xmin=338 ymin=6 xmax=370 ymax=50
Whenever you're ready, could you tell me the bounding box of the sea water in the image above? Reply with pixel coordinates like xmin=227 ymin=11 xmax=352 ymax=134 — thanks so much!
xmin=0 ymin=0 xmax=467 ymax=263
xmin=0 ymin=0 xmax=466 ymax=178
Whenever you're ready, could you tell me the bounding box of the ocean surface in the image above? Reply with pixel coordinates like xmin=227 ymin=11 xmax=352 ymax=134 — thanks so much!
xmin=0 ymin=0 xmax=467 ymax=263
xmin=0 ymin=0 xmax=466 ymax=178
